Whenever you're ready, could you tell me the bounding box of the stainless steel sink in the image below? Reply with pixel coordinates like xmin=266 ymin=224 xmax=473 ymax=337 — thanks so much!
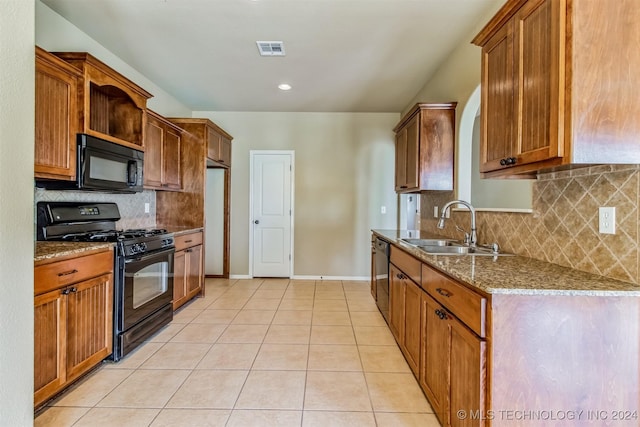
xmin=401 ymin=237 xmax=513 ymax=256
xmin=401 ymin=238 xmax=456 ymax=247
xmin=417 ymin=244 xmax=513 ymax=256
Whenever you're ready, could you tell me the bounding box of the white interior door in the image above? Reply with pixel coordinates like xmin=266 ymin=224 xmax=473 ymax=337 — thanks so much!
xmin=251 ymin=152 xmax=293 ymax=277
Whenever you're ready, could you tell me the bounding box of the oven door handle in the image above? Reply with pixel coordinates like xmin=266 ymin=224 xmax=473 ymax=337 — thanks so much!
xmin=125 ymin=248 xmax=175 ymax=263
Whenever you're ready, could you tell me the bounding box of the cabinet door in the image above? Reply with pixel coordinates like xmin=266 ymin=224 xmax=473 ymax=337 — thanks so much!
xmin=65 ymin=274 xmax=113 ymax=382
xmin=404 ymin=114 xmax=420 ymax=190
xmin=389 ymin=265 xmax=405 ymax=341
xmin=186 ymin=245 xmax=203 ymax=297
xmin=163 ymin=126 xmax=182 ymax=189
xmin=450 ymin=317 xmax=486 ymax=427
xmin=173 ymin=249 xmax=187 ymax=310
xmin=144 ymin=116 xmax=164 ymax=188
xmin=403 ymin=279 xmax=422 ymax=376
xmin=219 ymin=137 xmax=232 ymax=167
xmin=35 ymin=52 xmax=79 ymax=181
xmin=34 ymin=289 xmax=67 ymax=407
xmin=394 ymin=128 xmax=408 ymax=191
xmin=514 ymin=0 xmax=562 ymax=166
xmin=421 ymin=293 xmax=450 ymax=425
xmin=207 ymin=126 xmax=221 ymax=161
xmin=480 ymin=22 xmax=515 ymax=173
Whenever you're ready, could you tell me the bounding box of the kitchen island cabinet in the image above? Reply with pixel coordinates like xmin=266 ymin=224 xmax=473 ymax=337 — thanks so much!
xmin=372 ymin=229 xmax=640 ymax=427
xmin=473 ymin=0 xmax=640 ymax=177
xmin=34 ymin=246 xmax=114 ymax=408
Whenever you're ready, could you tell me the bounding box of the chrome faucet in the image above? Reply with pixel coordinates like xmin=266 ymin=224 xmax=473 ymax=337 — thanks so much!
xmin=437 ymin=200 xmax=477 ymax=247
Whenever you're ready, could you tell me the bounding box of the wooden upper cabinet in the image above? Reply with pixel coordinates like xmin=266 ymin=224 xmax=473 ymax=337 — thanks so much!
xmin=168 ymin=118 xmax=233 ymax=168
xmin=393 ymin=103 xmax=456 ymax=193
xmin=480 ymin=23 xmax=515 ymax=172
xmin=35 ymin=47 xmax=81 ymax=181
xmin=53 ymin=51 xmax=153 ymax=150
xmin=144 ymin=110 xmax=182 ymax=191
xmin=473 ymin=0 xmax=640 ymax=177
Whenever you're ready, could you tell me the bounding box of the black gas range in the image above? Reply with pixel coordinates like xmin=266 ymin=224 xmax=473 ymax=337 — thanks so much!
xmin=36 ymin=202 xmax=175 ymax=361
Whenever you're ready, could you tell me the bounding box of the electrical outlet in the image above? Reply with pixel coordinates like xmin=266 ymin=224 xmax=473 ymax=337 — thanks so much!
xmin=433 ymin=206 xmax=438 ymax=218
xmin=144 ymin=203 xmax=150 ymax=214
xmin=598 ymin=207 xmax=616 ymax=234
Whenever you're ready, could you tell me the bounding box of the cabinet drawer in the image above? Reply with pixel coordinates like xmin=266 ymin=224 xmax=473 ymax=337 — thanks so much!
xmin=422 ymin=264 xmax=486 ymax=337
xmin=175 ymin=231 xmax=203 ymax=251
xmin=35 ymin=250 xmax=113 ymax=296
xmin=390 ymin=246 xmax=421 ymax=285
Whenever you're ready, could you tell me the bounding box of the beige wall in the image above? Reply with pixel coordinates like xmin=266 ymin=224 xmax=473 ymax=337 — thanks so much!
xmin=0 ymin=1 xmax=35 ymax=423
xmin=194 ymin=112 xmax=399 ymax=279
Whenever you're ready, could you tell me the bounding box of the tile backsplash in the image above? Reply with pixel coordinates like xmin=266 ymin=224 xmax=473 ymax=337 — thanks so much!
xmin=34 ymin=188 xmax=156 ymax=230
xmin=421 ymin=165 xmax=639 ymax=285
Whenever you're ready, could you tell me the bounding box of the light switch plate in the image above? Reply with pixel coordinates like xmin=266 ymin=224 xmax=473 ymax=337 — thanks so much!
xmin=598 ymin=207 xmax=616 ymax=234
xmin=144 ymin=202 xmax=150 ymax=214
xmin=433 ymin=206 xmax=438 ymax=218
xmin=380 ymin=205 xmax=386 ymax=214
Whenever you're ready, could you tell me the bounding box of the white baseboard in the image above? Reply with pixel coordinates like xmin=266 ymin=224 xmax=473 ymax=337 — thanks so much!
xmin=292 ymin=275 xmax=370 ymax=281
xmin=228 ymin=274 xmax=370 ymax=281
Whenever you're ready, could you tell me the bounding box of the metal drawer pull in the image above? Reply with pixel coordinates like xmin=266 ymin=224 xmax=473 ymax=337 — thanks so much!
xmin=436 ymin=288 xmax=453 ymax=298
xmin=58 ymin=269 xmax=78 ymax=277
xmin=184 ymin=240 xmax=193 ymax=244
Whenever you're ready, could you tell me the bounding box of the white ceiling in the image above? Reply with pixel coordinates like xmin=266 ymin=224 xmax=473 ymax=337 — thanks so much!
xmin=41 ymin=0 xmax=497 ymax=113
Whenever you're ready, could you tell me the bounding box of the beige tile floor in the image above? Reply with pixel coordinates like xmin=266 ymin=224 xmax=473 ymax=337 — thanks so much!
xmin=35 ymin=278 xmax=440 ymax=427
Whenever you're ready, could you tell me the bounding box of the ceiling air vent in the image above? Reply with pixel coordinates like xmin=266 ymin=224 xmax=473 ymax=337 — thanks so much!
xmin=256 ymin=41 xmax=286 ymax=56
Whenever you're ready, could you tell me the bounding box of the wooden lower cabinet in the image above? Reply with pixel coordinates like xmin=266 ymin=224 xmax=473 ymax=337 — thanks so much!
xmin=450 ymin=316 xmax=485 ymax=427
xmin=421 ymin=293 xmax=450 ymax=424
xmin=173 ymin=231 xmax=204 ymax=310
xmin=421 ymin=292 xmax=486 ymax=427
xmin=389 ymin=264 xmax=404 ymax=341
xmin=34 ymin=249 xmax=113 ymax=408
xmin=385 ymin=242 xmax=486 ymax=427
xmin=389 ymin=264 xmax=421 ymax=376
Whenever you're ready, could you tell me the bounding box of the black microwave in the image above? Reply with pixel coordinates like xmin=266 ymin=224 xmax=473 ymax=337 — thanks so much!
xmin=37 ymin=134 xmax=144 ymax=193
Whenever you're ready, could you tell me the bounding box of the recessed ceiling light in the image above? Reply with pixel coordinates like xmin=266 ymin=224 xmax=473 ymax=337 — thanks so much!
xmin=278 ymin=84 xmax=292 ymax=91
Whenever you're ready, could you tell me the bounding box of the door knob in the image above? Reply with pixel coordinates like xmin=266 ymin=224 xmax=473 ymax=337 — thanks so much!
xmin=254 ymin=220 xmax=260 ymax=224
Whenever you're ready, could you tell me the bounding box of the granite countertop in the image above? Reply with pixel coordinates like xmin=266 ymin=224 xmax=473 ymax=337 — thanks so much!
xmin=35 ymin=241 xmax=114 ymax=264
xmin=373 ymin=229 xmax=640 ymax=296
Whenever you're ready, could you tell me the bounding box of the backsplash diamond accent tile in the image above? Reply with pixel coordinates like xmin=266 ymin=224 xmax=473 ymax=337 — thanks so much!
xmin=34 ymin=188 xmax=156 ymax=230
xmin=421 ymin=165 xmax=639 ymax=285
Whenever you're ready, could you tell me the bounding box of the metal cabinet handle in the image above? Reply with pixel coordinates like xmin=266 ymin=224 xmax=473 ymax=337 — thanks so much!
xmin=436 ymin=288 xmax=453 ymax=298
xmin=58 ymin=269 xmax=78 ymax=277
xmin=435 ymin=309 xmax=447 ymax=320
xmin=184 ymin=240 xmax=193 ymax=244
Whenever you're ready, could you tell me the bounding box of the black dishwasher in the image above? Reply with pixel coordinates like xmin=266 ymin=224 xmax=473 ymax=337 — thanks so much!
xmin=373 ymin=236 xmax=390 ymax=324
